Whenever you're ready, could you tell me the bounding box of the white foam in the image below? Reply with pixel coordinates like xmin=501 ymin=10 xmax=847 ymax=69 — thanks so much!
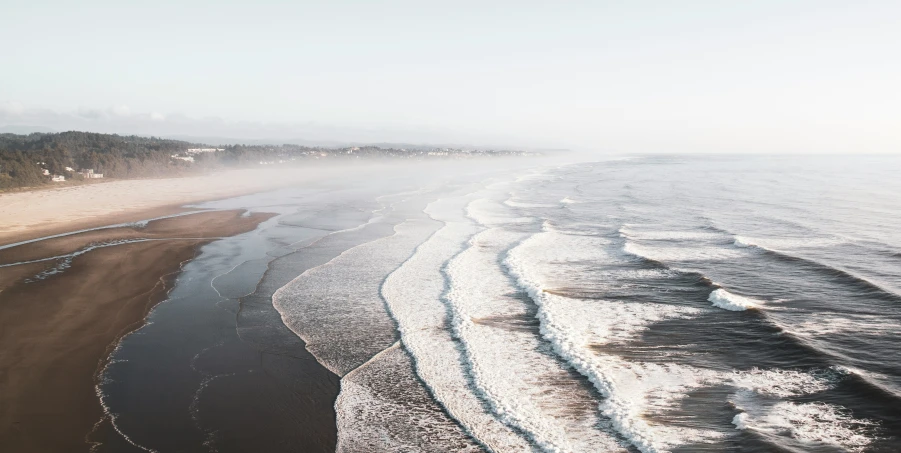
xmin=731 ymin=392 xmax=876 ymax=452
xmin=273 ymin=219 xmax=439 ymax=376
xmin=514 ymin=171 xmax=553 ymax=182
xmin=503 ymin=198 xmax=559 ymax=208
xmin=790 ymin=313 xmax=901 ymax=337
xmin=542 ymin=219 xmax=613 ymax=236
xmin=503 ymin=230 xmax=854 ymax=452
xmin=380 ymin=196 xmax=534 ymax=451
xmin=466 ymin=198 xmax=534 ymax=225
xmin=335 ymin=343 xmax=483 ymax=453
xmin=623 ymin=241 xmax=744 ymax=262
xmin=506 ymin=231 xmax=724 ymax=453
xmin=560 ymin=197 xmax=581 ymax=204
xmin=708 ymin=289 xmax=763 ymax=311
xmin=730 ymin=368 xmax=837 ymax=398
xmin=446 ymin=227 xmax=625 ymax=452
xmin=731 ymin=235 xmax=846 ymax=250
xmin=619 ymin=227 xmax=722 ymax=242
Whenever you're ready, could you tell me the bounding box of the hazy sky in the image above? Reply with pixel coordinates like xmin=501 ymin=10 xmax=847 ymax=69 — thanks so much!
xmin=2 ymin=1 xmax=899 ymax=152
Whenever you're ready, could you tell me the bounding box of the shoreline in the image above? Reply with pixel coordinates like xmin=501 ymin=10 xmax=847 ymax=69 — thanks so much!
xmin=0 ymin=158 xmax=542 ymax=247
xmin=0 ymin=209 xmax=274 ymax=453
xmin=0 ymin=167 xmax=334 ymax=247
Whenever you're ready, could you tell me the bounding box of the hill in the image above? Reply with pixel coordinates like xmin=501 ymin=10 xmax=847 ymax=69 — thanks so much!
xmin=0 ymin=131 xmax=533 ymax=190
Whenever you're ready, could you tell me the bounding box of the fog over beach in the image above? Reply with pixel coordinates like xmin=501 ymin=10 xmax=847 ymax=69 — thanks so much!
xmin=3 ymin=1 xmax=901 ymax=452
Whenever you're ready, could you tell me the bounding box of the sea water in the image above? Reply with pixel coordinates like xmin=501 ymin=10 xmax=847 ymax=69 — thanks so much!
xmin=96 ymin=155 xmax=901 ymax=452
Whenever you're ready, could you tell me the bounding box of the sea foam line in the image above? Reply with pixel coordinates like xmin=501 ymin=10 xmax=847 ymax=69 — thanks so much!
xmin=272 ymin=221 xmax=407 ymax=375
xmin=505 ymin=235 xmax=685 ymax=453
xmin=380 ymin=197 xmax=536 ymax=452
xmin=449 ymin=197 xmax=626 ymax=452
xmin=504 ymin=230 xmax=863 ymax=452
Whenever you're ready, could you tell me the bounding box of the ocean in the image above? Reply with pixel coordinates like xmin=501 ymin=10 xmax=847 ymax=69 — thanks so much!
xmin=94 ymin=155 xmax=901 ymax=452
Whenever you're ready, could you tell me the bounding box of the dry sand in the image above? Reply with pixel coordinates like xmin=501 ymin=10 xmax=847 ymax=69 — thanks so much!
xmin=0 ymin=167 xmax=336 ymax=246
xmin=0 ymin=210 xmax=274 ymax=453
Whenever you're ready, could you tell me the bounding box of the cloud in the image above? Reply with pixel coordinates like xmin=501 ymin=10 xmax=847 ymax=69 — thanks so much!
xmin=1 ymin=101 xmax=25 ymax=116
xmin=150 ymin=111 xmax=166 ymax=121
xmin=110 ymin=104 xmax=131 ymax=117
xmin=76 ymin=108 xmax=105 ymax=120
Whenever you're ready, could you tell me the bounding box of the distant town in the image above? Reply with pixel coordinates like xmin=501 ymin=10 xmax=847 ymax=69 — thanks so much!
xmin=0 ymin=131 xmax=541 ymax=190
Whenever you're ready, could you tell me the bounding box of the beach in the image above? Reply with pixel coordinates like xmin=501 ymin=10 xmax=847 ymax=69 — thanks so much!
xmin=3 ymin=156 xmax=896 ymax=452
xmin=0 ymin=159 xmax=526 ymax=452
xmin=0 ymin=167 xmax=337 ymax=246
xmin=0 ymin=210 xmax=274 ymax=453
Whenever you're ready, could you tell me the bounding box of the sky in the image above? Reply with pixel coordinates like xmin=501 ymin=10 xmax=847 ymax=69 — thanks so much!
xmin=1 ymin=1 xmax=900 ymax=153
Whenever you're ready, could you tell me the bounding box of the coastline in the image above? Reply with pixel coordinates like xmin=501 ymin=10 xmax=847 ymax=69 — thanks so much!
xmin=0 ymin=209 xmax=274 ymax=453
xmin=0 ymin=167 xmax=334 ymax=247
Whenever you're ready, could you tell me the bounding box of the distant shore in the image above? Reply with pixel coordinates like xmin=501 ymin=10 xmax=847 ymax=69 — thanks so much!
xmin=0 ymin=209 xmax=275 ymax=453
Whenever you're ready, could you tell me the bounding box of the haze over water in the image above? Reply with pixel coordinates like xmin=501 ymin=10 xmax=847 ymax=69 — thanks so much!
xmin=95 ymin=155 xmax=901 ymax=452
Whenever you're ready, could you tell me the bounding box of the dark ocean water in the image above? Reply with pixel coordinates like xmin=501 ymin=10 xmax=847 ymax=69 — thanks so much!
xmin=94 ymin=155 xmax=901 ymax=453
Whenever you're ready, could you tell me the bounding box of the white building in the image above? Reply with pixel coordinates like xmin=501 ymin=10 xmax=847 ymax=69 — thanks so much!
xmin=81 ymin=169 xmax=104 ymax=179
xmin=65 ymin=166 xmax=74 ymax=172
xmin=51 ymin=175 xmax=65 ymax=182
xmin=42 ymin=169 xmax=50 ymax=176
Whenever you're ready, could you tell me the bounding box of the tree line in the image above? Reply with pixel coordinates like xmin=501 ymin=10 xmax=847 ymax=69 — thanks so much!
xmin=0 ymin=131 xmax=532 ymax=190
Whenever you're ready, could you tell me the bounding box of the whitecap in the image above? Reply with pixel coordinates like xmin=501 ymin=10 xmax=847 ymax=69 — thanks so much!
xmin=708 ymin=288 xmax=763 ymax=311
xmin=731 ymin=392 xmax=876 ymax=452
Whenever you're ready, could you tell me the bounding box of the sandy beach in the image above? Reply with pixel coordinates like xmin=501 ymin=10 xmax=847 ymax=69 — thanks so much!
xmin=0 ymin=210 xmax=274 ymax=453
xmin=0 ymin=167 xmax=334 ymax=246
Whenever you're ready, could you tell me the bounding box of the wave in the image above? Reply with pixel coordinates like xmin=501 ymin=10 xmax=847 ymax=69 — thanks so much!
xmin=737 ymin=240 xmax=901 ymax=303
xmin=730 ymin=368 xmax=843 ymax=398
xmin=505 ymin=232 xmax=720 ymax=453
xmin=335 ymin=343 xmax=483 ymax=453
xmin=503 ymin=229 xmax=864 ymax=452
xmin=730 ymin=391 xmax=876 ymax=452
xmin=619 ymin=227 xmax=724 ymax=242
xmin=731 ymin=234 xmax=847 ymax=250
xmin=623 ymin=240 xmax=744 ymax=263
xmin=273 ymin=219 xmax=438 ymax=376
xmin=465 ymin=198 xmax=535 ymax=225
xmin=560 ymin=197 xmax=581 ymax=204
xmin=503 ymin=198 xmax=559 ymax=209
xmin=446 ymin=227 xmax=623 ymax=452
xmin=541 ymin=219 xmax=613 ymax=236
xmin=708 ymin=288 xmax=763 ymax=311
xmin=380 ymin=196 xmax=534 ymax=451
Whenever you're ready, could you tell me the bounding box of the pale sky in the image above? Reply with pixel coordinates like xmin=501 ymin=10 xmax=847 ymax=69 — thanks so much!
xmin=1 ymin=1 xmax=899 ymax=153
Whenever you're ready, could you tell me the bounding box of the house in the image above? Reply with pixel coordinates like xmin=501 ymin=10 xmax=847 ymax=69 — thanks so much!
xmin=65 ymin=166 xmax=74 ymax=172
xmin=42 ymin=169 xmax=50 ymax=176
xmin=51 ymin=175 xmax=65 ymax=182
xmin=80 ymin=169 xmax=104 ymax=179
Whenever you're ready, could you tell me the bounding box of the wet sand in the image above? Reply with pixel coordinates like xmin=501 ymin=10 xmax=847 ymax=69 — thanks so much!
xmin=0 ymin=210 xmax=273 ymax=453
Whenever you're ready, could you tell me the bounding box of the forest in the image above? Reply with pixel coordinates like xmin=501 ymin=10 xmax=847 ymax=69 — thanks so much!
xmin=0 ymin=131 xmax=530 ymax=190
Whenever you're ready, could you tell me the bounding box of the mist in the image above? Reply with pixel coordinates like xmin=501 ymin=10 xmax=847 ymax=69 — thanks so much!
xmin=3 ymin=1 xmax=900 ymax=154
